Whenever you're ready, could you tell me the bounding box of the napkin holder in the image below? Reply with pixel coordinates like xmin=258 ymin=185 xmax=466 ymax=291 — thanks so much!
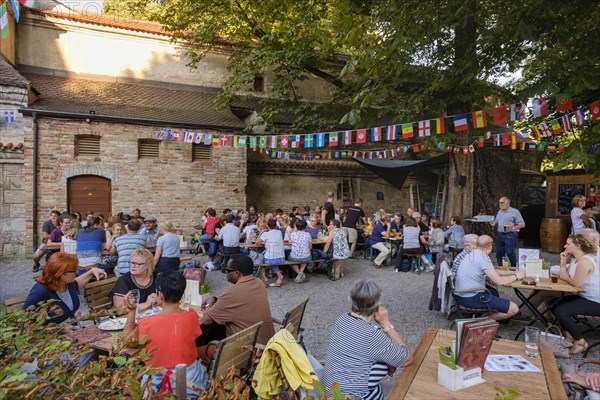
xmin=438 ymin=364 xmax=485 ymax=392
xmin=184 ymin=279 xmax=203 ymax=306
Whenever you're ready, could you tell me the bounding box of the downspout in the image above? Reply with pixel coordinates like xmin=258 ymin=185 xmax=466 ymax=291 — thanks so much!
xmin=32 ymin=112 xmax=39 ymax=251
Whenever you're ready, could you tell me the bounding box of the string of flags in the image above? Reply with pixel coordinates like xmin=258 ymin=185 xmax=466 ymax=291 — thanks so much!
xmin=154 ymin=99 xmax=600 ymax=158
xmin=1 ymin=0 xmax=37 ymax=39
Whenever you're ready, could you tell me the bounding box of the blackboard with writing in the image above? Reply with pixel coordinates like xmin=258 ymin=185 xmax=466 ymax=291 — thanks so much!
xmin=558 ymin=184 xmax=585 ymax=214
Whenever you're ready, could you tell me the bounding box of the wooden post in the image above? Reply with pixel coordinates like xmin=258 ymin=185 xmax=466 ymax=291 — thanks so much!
xmin=175 ymin=364 xmax=187 ymax=399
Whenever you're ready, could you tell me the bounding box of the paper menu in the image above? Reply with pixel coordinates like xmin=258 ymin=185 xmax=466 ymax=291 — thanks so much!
xmin=484 ymin=355 xmax=541 ymax=372
xmin=184 ymin=279 xmax=203 ymax=306
xmin=525 ymin=259 xmax=543 ymax=277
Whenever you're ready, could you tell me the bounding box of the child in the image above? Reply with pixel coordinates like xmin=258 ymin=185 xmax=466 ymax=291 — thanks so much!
xmin=324 ymin=220 xmax=350 ymax=279
xmin=61 ymin=221 xmax=80 ymax=255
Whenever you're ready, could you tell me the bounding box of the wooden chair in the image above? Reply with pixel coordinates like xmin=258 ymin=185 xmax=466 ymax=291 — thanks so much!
xmin=3 ymin=295 xmax=27 ymax=312
xmin=84 ymin=276 xmax=119 ymax=312
xmin=208 ymin=321 xmax=262 ymax=381
xmin=272 ymin=298 xmax=309 ymax=339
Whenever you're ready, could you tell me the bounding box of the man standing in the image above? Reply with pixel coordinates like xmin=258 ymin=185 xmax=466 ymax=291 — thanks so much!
xmin=490 ymin=196 xmax=525 ymax=267
xmin=32 ymin=210 xmax=61 ymax=272
xmin=342 ymin=198 xmax=368 ymax=258
xmin=110 ymin=219 xmax=146 ymax=275
xmin=321 ymin=191 xmax=336 ymax=227
xmin=202 ymin=254 xmax=275 ymax=346
xmin=140 ymin=216 xmax=160 ymax=246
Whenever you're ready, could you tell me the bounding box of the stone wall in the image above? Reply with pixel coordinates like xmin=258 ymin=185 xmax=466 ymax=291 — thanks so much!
xmin=247 ymin=170 xmax=438 ymax=218
xmin=0 ymin=158 xmax=26 ymax=260
xmin=23 ymin=117 xmax=247 ymax=251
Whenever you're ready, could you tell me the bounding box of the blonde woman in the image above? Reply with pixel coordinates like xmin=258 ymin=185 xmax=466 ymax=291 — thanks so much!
xmin=306 ymin=214 xmax=320 ymax=239
xmin=110 ymin=248 xmax=157 ymax=312
xmin=154 ymin=220 xmax=181 ymax=274
xmin=571 ymin=195 xmax=592 ymax=234
xmin=61 ymin=220 xmax=81 ymax=255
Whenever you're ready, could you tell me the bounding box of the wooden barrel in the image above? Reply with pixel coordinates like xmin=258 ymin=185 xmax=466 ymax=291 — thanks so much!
xmin=540 ymin=218 xmax=568 ymax=253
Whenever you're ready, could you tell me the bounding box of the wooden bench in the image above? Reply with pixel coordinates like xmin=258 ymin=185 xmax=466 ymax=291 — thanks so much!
xmin=4 ymin=295 xmax=27 ymax=312
xmin=255 ymin=259 xmax=340 ymax=281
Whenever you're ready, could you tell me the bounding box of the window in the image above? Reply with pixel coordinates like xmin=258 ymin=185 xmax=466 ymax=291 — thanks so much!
xmin=75 ymin=136 xmax=100 ymax=156
xmin=138 ymin=139 xmax=160 ymax=159
xmin=253 ymin=76 xmax=265 ymax=92
xmin=192 ymin=143 xmax=211 ymax=161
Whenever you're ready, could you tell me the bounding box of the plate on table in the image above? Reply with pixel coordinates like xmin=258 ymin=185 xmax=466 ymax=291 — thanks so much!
xmin=98 ymin=318 xmax=127 ymax=331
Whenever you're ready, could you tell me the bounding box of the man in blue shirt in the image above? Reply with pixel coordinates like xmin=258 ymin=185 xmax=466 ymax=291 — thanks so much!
xmin=489 ymin=197 xmax=525 ymax=267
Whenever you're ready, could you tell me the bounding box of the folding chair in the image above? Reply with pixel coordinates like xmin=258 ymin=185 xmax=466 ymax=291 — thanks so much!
xmin=272 ymin=298 xmax=309 ymax=339
xmin=207 ymin=321 xmax=262 ymax=381
xmin=449 ymin=275 xmax=493 ymax=324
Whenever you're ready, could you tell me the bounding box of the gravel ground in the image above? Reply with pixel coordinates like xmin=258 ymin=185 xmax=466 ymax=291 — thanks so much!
xmin=2 ymin=251 xmax=598 ymax=369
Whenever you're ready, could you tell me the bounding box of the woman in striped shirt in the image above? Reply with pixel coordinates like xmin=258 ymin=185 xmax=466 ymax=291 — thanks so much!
xmin=323 ymin=279 xmax=413 ymax=399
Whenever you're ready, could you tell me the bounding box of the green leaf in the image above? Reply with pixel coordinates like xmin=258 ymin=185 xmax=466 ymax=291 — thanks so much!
xmin=113 ymin=356 xmax=127 ymax=366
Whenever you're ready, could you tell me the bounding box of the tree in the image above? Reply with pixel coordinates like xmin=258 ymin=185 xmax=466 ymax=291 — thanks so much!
xmin=106 ymin=0 xmax=600 ymax=214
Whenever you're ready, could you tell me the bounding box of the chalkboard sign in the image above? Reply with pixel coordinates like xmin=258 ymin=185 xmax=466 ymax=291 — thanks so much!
xmin=558 ymin=184 xmax=585 ymax=215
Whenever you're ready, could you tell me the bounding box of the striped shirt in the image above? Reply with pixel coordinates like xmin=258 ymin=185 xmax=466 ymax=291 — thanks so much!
xmin=112 ymin=233 xmax=146 ymax=274
xmin=451 ymin=248 xmax=472 ymax=276
xmin=323 ymin=313 xmax=410 ymax=400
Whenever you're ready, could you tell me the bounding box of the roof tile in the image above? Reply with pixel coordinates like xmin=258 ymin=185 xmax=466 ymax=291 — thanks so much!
xmin=0 ymin=58 xmax=28 ymax=88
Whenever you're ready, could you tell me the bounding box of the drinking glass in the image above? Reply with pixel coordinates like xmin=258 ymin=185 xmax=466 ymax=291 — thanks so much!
xmin=524 ymin=326 xmax=540 ymax=357
xmin=180 ymin=293 xmax=191 ymax=311
xmin=128 ymin=289 xmax=140 ymax=321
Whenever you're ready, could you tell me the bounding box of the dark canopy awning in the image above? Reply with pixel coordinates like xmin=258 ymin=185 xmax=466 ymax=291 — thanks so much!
xmin=354 ymin=154 xmax=448 ymax=189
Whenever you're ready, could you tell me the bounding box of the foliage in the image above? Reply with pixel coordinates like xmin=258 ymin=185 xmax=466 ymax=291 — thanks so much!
xmin=495 ymin=385 xmax=520 ymax=400
xmin=0 ymin=303 xmax=169 ymax=399
xmin=104 ymin=0 xmax=599 ymax=172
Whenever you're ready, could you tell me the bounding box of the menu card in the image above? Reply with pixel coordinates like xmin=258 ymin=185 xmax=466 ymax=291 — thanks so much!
xmin=455 ymin=318 xmax=499 ymax=371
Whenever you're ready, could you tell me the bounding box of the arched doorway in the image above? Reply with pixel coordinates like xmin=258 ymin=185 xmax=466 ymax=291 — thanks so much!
xmin=67 ymin=175 xmax=112 ymax=218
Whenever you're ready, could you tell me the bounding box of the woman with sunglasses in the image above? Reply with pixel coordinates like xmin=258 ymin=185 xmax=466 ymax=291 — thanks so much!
xmin=110 ymin=248 xmax=157 ymax=312
xmin=23 ymin=252 xmax=107 ymax=324
xmin=552 ymin=234 xmax=599 ymax=355
xmin=122 ymin=270 xmax=208 ymax=397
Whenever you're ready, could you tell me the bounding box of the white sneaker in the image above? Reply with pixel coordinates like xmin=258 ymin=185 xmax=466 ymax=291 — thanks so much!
xmin=204 ymin=261 xmax=219 ymax=271
xmin=299 ymin=272 xmax=307 ymax=283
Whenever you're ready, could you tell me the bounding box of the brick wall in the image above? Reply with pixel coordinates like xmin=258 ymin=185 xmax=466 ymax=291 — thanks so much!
xmin=23 ymin=117 xmax=247 ymax=252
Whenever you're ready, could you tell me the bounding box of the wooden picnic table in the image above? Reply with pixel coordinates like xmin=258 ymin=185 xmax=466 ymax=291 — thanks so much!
xmin=389 ymin=328 xmax=566 ymax=399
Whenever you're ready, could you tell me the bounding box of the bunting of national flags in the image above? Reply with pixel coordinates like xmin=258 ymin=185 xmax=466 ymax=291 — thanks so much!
xmin=154 ymin=99 xmax=598 ymax=155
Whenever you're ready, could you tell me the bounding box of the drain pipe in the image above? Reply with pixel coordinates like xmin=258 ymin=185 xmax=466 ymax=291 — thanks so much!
xmin=32 ymin=112 xmax=39 ymax=252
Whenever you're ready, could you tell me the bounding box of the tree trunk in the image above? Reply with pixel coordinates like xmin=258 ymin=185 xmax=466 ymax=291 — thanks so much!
xmin=445 ymin=153 xmax=474 ymax=223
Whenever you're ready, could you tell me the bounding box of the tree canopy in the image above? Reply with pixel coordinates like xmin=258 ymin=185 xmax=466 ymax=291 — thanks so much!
xmin=104 ymin=0 xmax=599 ymax=172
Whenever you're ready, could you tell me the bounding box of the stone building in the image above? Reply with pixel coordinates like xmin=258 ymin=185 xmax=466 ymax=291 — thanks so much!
xmin=0 ymin=4 xmax=441 ymax=260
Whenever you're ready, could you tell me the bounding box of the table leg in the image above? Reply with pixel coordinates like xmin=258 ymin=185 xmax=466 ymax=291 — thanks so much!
xmin=513 ymin=288 xmax=549 ymax=340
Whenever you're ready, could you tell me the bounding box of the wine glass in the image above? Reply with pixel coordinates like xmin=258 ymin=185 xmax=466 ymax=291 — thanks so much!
xmin=128 ymin=289 xmax=140 ymax=321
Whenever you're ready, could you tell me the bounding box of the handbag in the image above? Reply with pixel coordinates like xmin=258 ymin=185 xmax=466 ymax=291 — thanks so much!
xmin=540 ymin=324 xmax=572 ymax=358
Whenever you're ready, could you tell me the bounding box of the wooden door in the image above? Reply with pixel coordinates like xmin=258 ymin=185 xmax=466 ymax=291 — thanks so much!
xmin=68 ymin=175 xmax=111 ymax=218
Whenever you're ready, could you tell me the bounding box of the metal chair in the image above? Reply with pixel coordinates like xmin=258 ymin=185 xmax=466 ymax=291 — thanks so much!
xmin=449 ymin=275 xmax=493 ymax=324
